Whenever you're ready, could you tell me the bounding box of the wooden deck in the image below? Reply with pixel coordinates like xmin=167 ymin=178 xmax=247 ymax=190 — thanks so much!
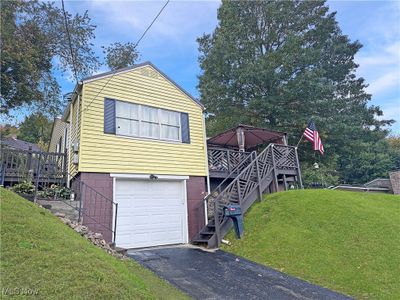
xmin=0 ymin=148 xmax=67 ymax=187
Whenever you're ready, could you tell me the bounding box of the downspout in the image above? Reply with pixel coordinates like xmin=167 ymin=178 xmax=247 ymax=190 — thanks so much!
xmin=67 ymin=102 xmax=73 ymax=187
xmin=202 ymin=113 xmax=210 ymax=225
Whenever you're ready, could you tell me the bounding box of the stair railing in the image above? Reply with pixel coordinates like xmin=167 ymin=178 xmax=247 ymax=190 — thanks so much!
xmin=211 ymin=144 xmax=300 ymax=247
xmin=205 ymin=151 xmax=257 ymax=220
xmin=34 ymin=171 xmax=118 ymax=243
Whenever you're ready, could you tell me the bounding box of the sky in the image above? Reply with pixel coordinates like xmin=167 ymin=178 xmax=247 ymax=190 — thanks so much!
xmin=7 ymin=0 xmax=400 ymax=134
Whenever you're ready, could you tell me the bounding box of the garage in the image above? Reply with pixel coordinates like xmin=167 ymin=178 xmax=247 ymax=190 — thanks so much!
xmin=114 ymin=177 xmax=188 ymax=249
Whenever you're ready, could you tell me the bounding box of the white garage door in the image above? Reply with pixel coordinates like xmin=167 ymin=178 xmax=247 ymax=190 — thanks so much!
xmin=114 ymin=179 xmax=188 ymax=249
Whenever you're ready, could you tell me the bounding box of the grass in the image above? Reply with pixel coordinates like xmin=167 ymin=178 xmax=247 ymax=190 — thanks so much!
xmin=0 ymin=188 xmax=189 ymax=299
xmin=222 ymin=189 xmax=400 ymax=299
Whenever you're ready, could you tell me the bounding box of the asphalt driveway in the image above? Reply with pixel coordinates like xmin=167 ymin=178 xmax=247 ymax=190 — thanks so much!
xmin=128 ymin=246 xmax=352 ymax=300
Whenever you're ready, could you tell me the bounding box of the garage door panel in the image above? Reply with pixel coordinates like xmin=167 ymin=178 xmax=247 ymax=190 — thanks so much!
xmin=115 ymin=179 xmax=187 ymax=249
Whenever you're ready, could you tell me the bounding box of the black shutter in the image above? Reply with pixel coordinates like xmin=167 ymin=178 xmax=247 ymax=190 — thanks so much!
xmin=180 ymin=113 xmax=190 ymax=144
xmin=104 ymin=98 xmax=116 ymax=134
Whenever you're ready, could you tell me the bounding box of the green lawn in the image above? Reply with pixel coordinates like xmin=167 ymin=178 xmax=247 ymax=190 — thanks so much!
xmin=0 ymin=188 xmax=188 ymax=299
xmin=222 ymin=189 xmax=400 ymax=299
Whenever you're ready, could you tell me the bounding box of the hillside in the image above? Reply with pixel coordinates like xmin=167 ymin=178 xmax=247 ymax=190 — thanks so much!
xmin=222 ymin=190 xmax=400 ymax=299
xmin=0 ymin=188 xmax=188 ymax=299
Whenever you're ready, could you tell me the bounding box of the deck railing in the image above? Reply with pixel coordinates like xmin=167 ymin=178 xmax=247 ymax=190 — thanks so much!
xmin=208 ymin=147 xmax=252 ymax=177
xmin=0 ymin=147 xmax=67 ymax=187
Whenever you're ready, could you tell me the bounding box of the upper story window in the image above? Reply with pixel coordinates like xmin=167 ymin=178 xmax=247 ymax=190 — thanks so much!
xmin=115 ymin=100 xmax=181 ymax=141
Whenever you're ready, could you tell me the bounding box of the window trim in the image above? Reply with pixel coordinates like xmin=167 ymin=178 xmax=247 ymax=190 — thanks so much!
xmin=115 ymin=100 xmax=182 ymax=142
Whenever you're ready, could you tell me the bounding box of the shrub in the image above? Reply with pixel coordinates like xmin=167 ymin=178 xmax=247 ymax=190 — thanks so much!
xmin=10 ymin=181 xmax=35 ymax=194
xmin=37 ymin=184 xmax=71 ymax=200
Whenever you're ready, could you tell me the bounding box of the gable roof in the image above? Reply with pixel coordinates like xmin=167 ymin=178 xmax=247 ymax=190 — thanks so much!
xmin=81 ymin=61 xmax=203 ymax=110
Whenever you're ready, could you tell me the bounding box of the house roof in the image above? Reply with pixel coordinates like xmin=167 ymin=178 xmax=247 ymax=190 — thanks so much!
xmin=207 ymin=124 xmax=287 ymax=150
xmin=1 ymin=137 xmax=41 ymax=152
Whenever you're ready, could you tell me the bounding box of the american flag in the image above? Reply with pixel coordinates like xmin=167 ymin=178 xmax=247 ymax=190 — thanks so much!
xmin=303 ymin=120 xmax=324 ymax=154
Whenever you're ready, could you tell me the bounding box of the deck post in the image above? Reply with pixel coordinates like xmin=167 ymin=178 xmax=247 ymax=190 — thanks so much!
xmin=294 ymin=147 xmax=303 ymax=189
xmin=26 ymin=147 xmax=33 ymax=178
xmin=270 ymin=145 xmax=279 ymax=192
xmin=214 ymin=199 xmax=220 ymax=247
xmin=283 ymin=174 xmax=288 ymax=191
xmin=33 ymin=152 xmax=42 ymax=203
xmin=254 ymin=152 xmax=263 ymax=201
xmin=226 ymin=150 xmax=231 ymax=174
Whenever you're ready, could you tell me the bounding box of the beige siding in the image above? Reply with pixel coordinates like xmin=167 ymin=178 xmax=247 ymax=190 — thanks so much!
xmin=78 ymin=65 xmax=207 ymax=176
xmin=68 ymin=95 xmax=82 ymax=176
xmin=48 ymin=118 xmax=67 ymax=153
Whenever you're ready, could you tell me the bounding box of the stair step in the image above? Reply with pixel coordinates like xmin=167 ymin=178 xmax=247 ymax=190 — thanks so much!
xmin=192 ymin=238 xmax=210 ymax=243
xmin=200 ymin=231 xmax=215 ymax=235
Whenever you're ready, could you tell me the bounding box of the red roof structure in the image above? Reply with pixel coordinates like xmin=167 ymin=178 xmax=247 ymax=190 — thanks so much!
xmin=207 ymin=124 xmax=287 ymax=151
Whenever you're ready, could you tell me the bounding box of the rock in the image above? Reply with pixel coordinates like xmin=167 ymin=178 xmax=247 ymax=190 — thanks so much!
xmin=93 ymin=233 xmax=103 ymax=239
xmin=50 ymin=210 xmax=126 ymax=260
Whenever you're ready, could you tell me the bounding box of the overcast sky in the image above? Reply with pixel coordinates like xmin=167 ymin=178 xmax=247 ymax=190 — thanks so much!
xmin=22 ymin=1 xmax=400 ymax=133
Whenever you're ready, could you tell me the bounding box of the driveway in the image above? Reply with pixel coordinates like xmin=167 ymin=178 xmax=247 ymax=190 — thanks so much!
xmin=128 ymin=246 xmax=352 ymax=300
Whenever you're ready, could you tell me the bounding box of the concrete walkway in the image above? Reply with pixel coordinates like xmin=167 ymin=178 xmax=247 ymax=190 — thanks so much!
xmin=128 ymin=246 xmax=352 ymax=300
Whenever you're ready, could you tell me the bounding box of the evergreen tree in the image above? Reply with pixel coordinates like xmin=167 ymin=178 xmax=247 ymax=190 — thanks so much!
xmin=198 ymin=0 xmax=394 ymax=183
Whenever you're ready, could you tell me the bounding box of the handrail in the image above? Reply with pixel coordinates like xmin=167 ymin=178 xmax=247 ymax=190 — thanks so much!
xmin=34 ymin=170 xmax=118 ymax=243
xmin=204 ymin=151 xmax=257 ymax=219
xmin=212 ymin=144 xmax=298 ymax=246
xmin=213 ymin=144 xmax=272 ymax=206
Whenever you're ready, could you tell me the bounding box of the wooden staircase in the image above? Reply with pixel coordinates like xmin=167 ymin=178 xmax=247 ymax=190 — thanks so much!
xmin=193 ymin=144 xmax=301 ymax=248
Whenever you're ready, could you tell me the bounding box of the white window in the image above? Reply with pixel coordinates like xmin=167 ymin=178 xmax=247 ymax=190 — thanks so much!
xmin=141 ymin=106 xmax=160 ymax=138
xmin=115 ymin=101 xmax=181 ymax=142
xmin=116 ymin=102 xmax=139 ymax=137
xmin=161 ymin=110 xmax=180 ymax=140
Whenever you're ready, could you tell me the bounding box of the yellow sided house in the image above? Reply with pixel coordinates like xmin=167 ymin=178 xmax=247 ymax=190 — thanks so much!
xmin=49 ymin=61 xmax=302 ymax=249
xmin=51 ymin=62 xmax=208 ymax=248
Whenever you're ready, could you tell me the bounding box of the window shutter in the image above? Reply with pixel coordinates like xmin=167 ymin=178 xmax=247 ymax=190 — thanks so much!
xmin=104 ymin=98 xmax=116 ymax=134
xmin=180 ymin=113 xmax=190 ymax=144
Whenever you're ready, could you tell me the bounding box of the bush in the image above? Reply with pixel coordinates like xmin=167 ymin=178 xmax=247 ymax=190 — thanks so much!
xmin=10 ymin=181 xmax=35 ymax=194
xmin=302 ymin=162 xmax=339 ymax=188
xmin=37 ymin=184 xmax=71 ymax=200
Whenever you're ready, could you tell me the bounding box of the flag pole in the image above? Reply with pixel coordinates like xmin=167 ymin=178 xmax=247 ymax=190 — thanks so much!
xmin=296 ymin=134 xmax=304 ymax=148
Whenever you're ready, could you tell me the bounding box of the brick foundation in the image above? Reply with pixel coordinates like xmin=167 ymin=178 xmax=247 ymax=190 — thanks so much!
xmin=186 ymin=176 xmax=207 ymax=240
xmin=73 ymin=173 xmax=207 ymax=245
xmin=73 ymin=173 xmax=114 ymax=243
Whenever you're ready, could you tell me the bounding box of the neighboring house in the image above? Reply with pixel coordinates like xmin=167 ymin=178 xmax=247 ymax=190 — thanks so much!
xmin=48 ymin=117 xmax=68 ymax=154
xmin=51 ymin=62 xmax=208 ymax=248
xmin=1 ymin=136 xmax=41 ymax=152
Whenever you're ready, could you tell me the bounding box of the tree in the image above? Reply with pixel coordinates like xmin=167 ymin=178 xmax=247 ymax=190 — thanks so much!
xmin=387 ymin=134 xmax=400 ymax=171
xmin=1 ymin=0 xmax=99 ymax=115
xmin=0 ymin=124 xmax=19 ymax=139
xmin=102 ymin=42 xmax=139 ymax=70
xmin=18 ymin=113 xmax=53 ymax=148
xmin=198 ymin=0 xmax=394 ymax=183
